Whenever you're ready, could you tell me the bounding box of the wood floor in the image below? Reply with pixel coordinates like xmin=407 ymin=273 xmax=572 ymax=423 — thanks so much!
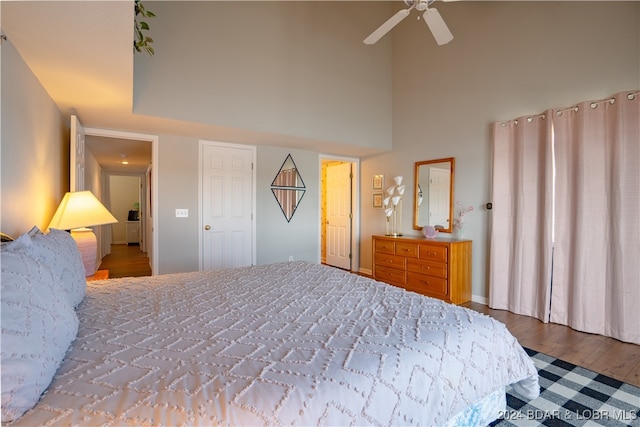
xmin=462 ymin=301 xmax=640 ymax=387
xmin=96 ymin=250 xmax=640 ymax=387
xmin=98 ymin=244 xmax=152 ymax=278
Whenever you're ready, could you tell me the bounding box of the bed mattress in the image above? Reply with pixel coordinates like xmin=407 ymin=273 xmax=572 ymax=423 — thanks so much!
xmin=11 ymin=261 xmax=538 ymax=426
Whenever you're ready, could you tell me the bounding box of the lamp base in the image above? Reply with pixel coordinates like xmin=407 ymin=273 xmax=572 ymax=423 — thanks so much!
xmin=70 ymin=228 xmax=97 ymax=277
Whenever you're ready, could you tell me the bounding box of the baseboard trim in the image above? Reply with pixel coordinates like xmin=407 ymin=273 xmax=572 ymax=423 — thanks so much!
xmin=472 ymin=294 xmax=488 ymax=305
xmin=359 ymin=268 xmax=373 ymax=277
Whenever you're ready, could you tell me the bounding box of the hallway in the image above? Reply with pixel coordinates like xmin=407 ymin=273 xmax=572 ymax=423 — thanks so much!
xmin=98 ymin=244 xmax=152 ymax=278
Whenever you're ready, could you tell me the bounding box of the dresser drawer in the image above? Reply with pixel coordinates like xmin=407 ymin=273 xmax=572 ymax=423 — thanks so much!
xmin=419 ymin=245 xmax=448 ymax=263
xmin=374 ymin=252 xmax=406 ymax=269
xmin=406 ymin=272 xmax=448 ymax=296
xmin=372 ymin=235 xmax=471 ymax=305
xmin=375 ymin=265 xmax=406 ymax=285
xmin=407 ymin=259 xmax=447 ymax=279
xmin=395 ymin=242 xmax=419 ymax=258
xmin=375 ymin=239 xmax=395 ymax=254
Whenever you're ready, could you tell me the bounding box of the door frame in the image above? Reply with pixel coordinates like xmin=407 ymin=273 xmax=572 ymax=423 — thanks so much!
xmin=84 ymin=127 xmax=159 ymax=275
xmin=198 ymin=140 xmax=257 ymax=270
xmin=103 ymin=172 xmax=145 ymax=247
xmin=319 ymin=155 xmax=360 ymax=273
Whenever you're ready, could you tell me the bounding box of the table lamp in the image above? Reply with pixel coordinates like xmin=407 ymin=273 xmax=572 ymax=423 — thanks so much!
xmin=48 ymin=191 xmax=118 ymax=276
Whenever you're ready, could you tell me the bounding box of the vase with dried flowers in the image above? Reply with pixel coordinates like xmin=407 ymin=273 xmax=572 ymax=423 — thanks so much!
xmin=383 ymin=176 xmax=406 ymax=236
xmin=453 ymin=201 xmax=474 ymax=239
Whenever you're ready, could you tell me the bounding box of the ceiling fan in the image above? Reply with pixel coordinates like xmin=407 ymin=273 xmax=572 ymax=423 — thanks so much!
xmin=364 ymin=0 xmax=455 ymax=46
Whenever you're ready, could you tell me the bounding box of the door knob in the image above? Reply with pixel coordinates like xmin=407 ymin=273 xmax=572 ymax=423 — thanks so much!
xmin=204 ymin=225 xmax=211 ymax=230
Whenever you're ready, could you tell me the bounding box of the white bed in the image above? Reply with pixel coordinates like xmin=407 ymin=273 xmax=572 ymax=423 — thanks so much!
xmin=2 ymin=229 xmax=539 ymax=426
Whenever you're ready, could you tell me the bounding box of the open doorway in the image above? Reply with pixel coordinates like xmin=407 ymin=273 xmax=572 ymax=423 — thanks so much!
xmin=70 ymin=116 xmax=158 ymax=275
xmin=320 ymin=156 xmax=360 ymax=273
xmin=108 ymin=175 xmax=142 ymax=247
xmin=83 ymin=129 xmax=158 ymax=275
xmin=95 ymin=174 xmax=152 ymax=278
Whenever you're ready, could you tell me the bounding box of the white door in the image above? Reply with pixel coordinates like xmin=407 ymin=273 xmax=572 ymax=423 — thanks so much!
xmin=70 ymin=115 xmax=85 ymax=192
xmin=428 ymin=167 xmax=451 ymax=228
xmin=200 ymin=142 xmax=255 ymax=270
xmin=326 ymin=162 xmax=352 ymax=270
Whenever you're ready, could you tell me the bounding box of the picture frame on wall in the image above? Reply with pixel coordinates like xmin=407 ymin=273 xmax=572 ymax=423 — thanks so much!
xmin=372 ymin=174 xmax=384 ymax=190
xmin=372 ymin=192 xmax=383 ymax=208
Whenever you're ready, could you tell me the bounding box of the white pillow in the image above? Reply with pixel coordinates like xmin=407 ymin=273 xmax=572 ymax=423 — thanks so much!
xmin=28 ymin=228 xmax=86 ymax=307
xmin=1 ymin=234 xmax=79 ymax=422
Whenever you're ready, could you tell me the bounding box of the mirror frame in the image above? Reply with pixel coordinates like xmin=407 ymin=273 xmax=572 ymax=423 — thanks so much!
xmin=413 ymin=157 xmax=455 ymax=233
xmin=270 ymin=154 xmax=306 ymax=222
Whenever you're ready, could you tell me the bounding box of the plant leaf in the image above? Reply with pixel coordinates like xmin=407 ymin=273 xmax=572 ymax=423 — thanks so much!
xmin=133 ymin=0 xmax=155 ymax=56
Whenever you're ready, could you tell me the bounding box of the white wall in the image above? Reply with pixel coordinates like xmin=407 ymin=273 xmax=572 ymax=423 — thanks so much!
xmin=134 ymin=1 xmax=393 ymax=153
xmin=4 ymin=2 xmax=638 ymax=294
xmin=256 ymin=146 xmax=319 ymax=264
xmin=360 ymin=1 xmax=640 ymax=300
xmin=0 ymin=39 xmax=67 ymax=237
xmin=86 ymin=1 xmax=640 ymax=285
xmin=156 ymin=135 xmax=200 ymax=273
xmin=155 ymin=134 xmax=321 ymax=274
xmin=109 ymin=175 xmax=140 ymax=244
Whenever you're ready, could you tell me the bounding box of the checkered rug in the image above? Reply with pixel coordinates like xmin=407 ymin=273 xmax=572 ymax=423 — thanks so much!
xmin=491 ymin=348 xmax=640 ymax=427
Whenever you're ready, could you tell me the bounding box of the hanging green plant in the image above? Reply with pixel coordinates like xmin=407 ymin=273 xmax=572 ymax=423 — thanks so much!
xmin=134 ymin=0 xmax=155 ymax=56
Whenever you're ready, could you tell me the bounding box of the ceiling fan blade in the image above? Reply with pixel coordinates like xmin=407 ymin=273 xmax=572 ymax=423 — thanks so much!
xmin=363 ymin=8 xmax=412 ymax=45
xmin=423 ymin=8 xmax=453 ymax=45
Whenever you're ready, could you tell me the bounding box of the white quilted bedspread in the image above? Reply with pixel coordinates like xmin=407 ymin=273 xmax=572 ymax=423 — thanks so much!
xmin=13 ymin=261 xmax=539 ymax=426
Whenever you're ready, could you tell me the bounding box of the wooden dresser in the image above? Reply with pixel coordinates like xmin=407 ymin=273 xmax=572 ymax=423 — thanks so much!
xmin=372 ymin=235 xmax=472 ymax=304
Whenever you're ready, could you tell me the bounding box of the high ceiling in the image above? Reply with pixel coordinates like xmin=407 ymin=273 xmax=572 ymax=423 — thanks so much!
xmin=2 ymin=2 xmax=133 ymax=127
xmin=2 ymin=1 xmax=153 ymax=173
xmin=3 ymin=1 xmax=374 ymax=175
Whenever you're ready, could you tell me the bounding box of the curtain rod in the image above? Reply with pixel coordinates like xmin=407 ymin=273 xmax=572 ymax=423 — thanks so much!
xmin=557 ymin=91 xmax=639 ymax=116
xmin=499 ymin=91 xmax=638 ymax=124
xmin=499 ymin=113 xmax=546 ymax=127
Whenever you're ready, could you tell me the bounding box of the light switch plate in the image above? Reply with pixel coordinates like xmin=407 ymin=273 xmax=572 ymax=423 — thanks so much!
xmin=175 ymin=209 xmax=189 ymax=218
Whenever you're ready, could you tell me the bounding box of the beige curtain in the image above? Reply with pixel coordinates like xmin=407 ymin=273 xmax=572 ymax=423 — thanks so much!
xmin=551 ymin=91 xmax=640 ymax=344
xmin=489 ymin=111 xmax=554 ymax=321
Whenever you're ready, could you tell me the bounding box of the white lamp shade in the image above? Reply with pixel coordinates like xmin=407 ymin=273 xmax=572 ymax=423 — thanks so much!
xmin=48 ymin=191 xmax=117 ymax=277
xmin=48 ymin=191 xmax=118 ymax=230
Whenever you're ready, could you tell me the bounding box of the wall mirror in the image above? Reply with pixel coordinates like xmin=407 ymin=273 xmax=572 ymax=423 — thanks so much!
xmin=271 ymin=154 xmax=306 ymax=222
xmin=414 ymin=157 xmax=455 ymax=233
